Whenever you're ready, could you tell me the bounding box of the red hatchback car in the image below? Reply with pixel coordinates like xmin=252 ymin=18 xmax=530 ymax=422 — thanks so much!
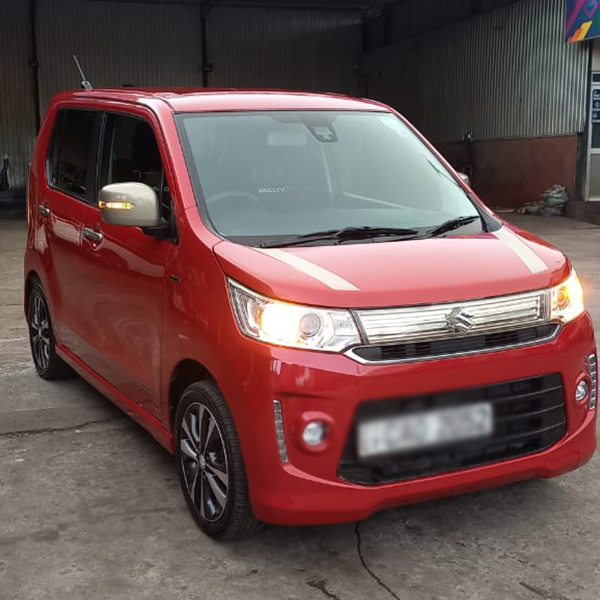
xmin=25 ymin=89 xmax=597 ymax=540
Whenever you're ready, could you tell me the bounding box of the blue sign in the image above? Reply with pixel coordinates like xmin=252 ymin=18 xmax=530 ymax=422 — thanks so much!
xmin=593 ymin=90 xmax=600 ymax=123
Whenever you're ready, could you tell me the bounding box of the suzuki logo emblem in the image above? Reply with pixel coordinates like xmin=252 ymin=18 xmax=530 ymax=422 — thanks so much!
xmin=445 ymin=307 xmax=475 ymax=334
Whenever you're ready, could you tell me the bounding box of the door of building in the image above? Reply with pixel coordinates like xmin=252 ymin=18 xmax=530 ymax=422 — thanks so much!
xmin=586 ymin=81 xmax=600 ymax=201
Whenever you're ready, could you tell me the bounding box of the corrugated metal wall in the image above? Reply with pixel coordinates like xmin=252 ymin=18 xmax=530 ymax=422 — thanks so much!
xmin=0 ymin=0 xmax=362 ymax=188
xmin=36 ymin=0 xmax=204 ymax=111
xmin=0 ymin=0 xmax=37 ymax=193
xmin=208 ymin=6 xmax=361 ymax=93
xmin=36 ymin=2 xmax=362 ymax=103
xmin=389 ymin=0 xmax=471 ymax=39
xmin=364 ymin=0 xmax=520 ymax=51
xmin=1 ymin=0 xmax=587 ymax=187
xmin=387 ymin=0 xmax=522 ymax=38
xmin=360 ymin=0 xmax=589 ymax=143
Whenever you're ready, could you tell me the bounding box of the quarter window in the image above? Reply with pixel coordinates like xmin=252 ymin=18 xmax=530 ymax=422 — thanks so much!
xmin=47 ymin=109 xmax=97 ymax=200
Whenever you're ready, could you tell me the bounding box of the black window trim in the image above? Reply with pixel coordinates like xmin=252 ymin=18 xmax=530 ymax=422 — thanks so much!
xmin=96 ymin=110 xmax=154 ymax=200
xmin=45 ymin=107 xmax=103 ymax=206
xmin=97 ymin=108 xmax=179 ymax=243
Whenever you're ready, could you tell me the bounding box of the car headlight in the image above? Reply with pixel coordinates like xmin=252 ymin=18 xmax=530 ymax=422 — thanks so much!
xmin=550 ymin=270 xmax=584 ymax=323
xmin=228 ymin=280 xmax=361 ymax=352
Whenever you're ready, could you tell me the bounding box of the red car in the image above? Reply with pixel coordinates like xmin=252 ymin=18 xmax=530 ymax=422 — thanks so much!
xmin=25 ymin=89 xmax=597 ymax=540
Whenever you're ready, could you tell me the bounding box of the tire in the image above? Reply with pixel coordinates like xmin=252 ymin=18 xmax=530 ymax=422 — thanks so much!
xmin=175 ymin=381 xmax=262 ymax=540
xmin=27 ymin=283 xmax=71 ymax=380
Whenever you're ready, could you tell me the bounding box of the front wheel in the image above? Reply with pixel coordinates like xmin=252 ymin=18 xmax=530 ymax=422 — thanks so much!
xmin=175 ymin=381 xmax=262 ymax=540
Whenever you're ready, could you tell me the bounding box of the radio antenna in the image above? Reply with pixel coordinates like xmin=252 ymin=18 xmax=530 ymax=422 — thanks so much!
xmin=72 ymin=54 xmax=93 ymax=91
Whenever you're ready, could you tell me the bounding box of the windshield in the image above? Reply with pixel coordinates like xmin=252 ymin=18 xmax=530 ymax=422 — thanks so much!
xmin=177 ymin=111 xmax=483 ymax=246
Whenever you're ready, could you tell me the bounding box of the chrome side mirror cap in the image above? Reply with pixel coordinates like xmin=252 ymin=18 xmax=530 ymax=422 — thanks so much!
xmin=99 ymin=182 xmax=160 ymax=227
xmin=458 ymin=172 xmax=471 ymax=187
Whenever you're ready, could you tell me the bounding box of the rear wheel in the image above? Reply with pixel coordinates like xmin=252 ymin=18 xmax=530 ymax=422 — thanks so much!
xmin=27 ymin=283 xmax=71 ymax=380
xmin=175 ymin=381 xmax=262 ymax=540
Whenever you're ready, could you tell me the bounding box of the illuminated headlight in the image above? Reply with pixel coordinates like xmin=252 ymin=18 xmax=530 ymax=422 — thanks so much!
xmin=549 ymin=270 xmax=585 ymax=324
xmin=228 ymin=280 xmax=361 ymax=352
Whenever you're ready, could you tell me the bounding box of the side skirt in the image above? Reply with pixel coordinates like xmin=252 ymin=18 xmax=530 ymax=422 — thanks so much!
xmin=56 ymin=342 xmax=175 ymax=454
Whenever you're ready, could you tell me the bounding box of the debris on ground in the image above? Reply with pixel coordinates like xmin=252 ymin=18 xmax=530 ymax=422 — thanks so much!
xmin=517 ymin=185 xmax=568 ymax=216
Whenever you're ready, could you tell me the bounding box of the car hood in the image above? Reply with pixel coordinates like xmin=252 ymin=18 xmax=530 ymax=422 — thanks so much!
xmin=213 ymin=224 xmax=569 ymax=308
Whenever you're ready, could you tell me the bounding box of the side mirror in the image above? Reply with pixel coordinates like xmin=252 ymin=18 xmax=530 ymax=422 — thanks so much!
xmin=457 ymin=172 xmax=471 ymax=187
xmin=99 ymin=182 xmax=160 ymax=227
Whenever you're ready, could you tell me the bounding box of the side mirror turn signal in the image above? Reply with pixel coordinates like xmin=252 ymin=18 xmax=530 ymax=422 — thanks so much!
xmin=99 ymin=182 xmax=160 ymax=228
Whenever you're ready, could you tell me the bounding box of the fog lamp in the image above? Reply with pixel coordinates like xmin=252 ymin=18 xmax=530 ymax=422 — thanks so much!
xmin=302 ymin=421 xmax=327 ymax=446
xmin=575 ymin=379 xmax=589 ymax=402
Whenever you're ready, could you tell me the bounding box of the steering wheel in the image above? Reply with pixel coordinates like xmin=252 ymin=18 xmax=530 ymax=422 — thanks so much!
xmin=206 ymin=191 xmax=264 ymax=220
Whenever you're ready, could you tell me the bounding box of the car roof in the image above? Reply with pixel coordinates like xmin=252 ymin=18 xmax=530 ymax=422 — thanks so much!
xmin=52 ymin=88 xmax=390 ymax=113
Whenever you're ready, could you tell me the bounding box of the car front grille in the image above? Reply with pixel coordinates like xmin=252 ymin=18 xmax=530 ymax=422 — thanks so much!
xmin=350 ymin=324 xmax=559 ymax=363
xmin=348 ymin=289 xmax=554 ymax=363
xmin=338 ymin=373 xmax=567 ymax=485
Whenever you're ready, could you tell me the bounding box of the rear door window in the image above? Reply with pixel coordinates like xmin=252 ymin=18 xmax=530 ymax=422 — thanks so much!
xmin=47 ymin=109 xmax=98 ymax=201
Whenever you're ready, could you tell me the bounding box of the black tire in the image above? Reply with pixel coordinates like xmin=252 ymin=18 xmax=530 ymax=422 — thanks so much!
xmin=175 ymin=381 xmax=262 ymax=541
xmin=27 ymin=283 xmax=71 ymax=380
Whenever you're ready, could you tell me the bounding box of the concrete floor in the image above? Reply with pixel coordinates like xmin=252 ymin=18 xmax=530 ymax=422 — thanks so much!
xmin=1 ymin=215 xmax=600 ymax=600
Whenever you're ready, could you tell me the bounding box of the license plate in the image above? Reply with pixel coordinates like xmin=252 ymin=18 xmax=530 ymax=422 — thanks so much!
xmin=358 ymin=402 xmax=493 ymax=458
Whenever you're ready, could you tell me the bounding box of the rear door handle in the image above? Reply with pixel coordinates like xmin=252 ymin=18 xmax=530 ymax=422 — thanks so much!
xmin=38 ymin=205 xmax=50 ymax=217
xmin=83 ymin=227 xmax=103 ymax=243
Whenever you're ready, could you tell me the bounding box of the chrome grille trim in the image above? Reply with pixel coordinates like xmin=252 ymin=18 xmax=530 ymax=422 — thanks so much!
xmin=353 ymin=290 xmax=549 ymax=346
xmin=345 ymin=324 xmax=561 ymax=365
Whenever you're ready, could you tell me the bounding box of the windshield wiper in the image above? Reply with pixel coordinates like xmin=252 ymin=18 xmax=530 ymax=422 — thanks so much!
xmin=258 ymin=226 xmax=421 ymax=248
xmin=424 ymin=215 xmax=482 ymax=238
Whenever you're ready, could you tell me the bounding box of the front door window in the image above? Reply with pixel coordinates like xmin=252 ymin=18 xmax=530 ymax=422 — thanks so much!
xmin=99 ymin=114 xmax=173 ymax=225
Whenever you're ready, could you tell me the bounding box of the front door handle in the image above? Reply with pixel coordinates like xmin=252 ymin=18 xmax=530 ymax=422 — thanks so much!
xmin=83 ymin=227 xmax=103 ymax=243
xmin=38 ymin=205 xmax=51 ymax=217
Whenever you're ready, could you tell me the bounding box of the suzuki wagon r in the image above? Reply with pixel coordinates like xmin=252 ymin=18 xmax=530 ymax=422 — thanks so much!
xmin=25 ymin=89 xmax=597 ymax=540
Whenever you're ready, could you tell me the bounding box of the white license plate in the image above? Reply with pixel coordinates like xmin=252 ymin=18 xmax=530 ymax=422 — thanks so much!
xmin=358 ymin=402 xmax=493 ymax=458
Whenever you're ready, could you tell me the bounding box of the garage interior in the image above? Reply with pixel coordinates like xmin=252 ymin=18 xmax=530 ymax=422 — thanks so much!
xmin=0 ymin=0 xmax=595 ymax=216
xmin=2 ymin=1 xmax=600 ymax=597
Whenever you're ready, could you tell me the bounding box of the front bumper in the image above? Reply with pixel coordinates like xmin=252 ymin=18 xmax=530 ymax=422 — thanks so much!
xmin=221 ymin=314 xmax=597 ymax=526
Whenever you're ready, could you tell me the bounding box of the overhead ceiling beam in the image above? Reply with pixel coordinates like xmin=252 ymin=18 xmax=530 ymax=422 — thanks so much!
xmin=85 ymin=0 xmax=377 ymax=8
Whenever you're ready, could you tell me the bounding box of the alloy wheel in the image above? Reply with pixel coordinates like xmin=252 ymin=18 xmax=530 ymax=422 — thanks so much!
xmin=180 ymin=402 xmax=230 ymax=522
xmin=30 ymin=294 xmax=51 ymax=372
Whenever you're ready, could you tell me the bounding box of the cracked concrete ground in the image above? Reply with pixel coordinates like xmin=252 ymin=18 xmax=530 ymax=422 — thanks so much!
xmin=1 ymin=215 xmax=600 ymax=600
